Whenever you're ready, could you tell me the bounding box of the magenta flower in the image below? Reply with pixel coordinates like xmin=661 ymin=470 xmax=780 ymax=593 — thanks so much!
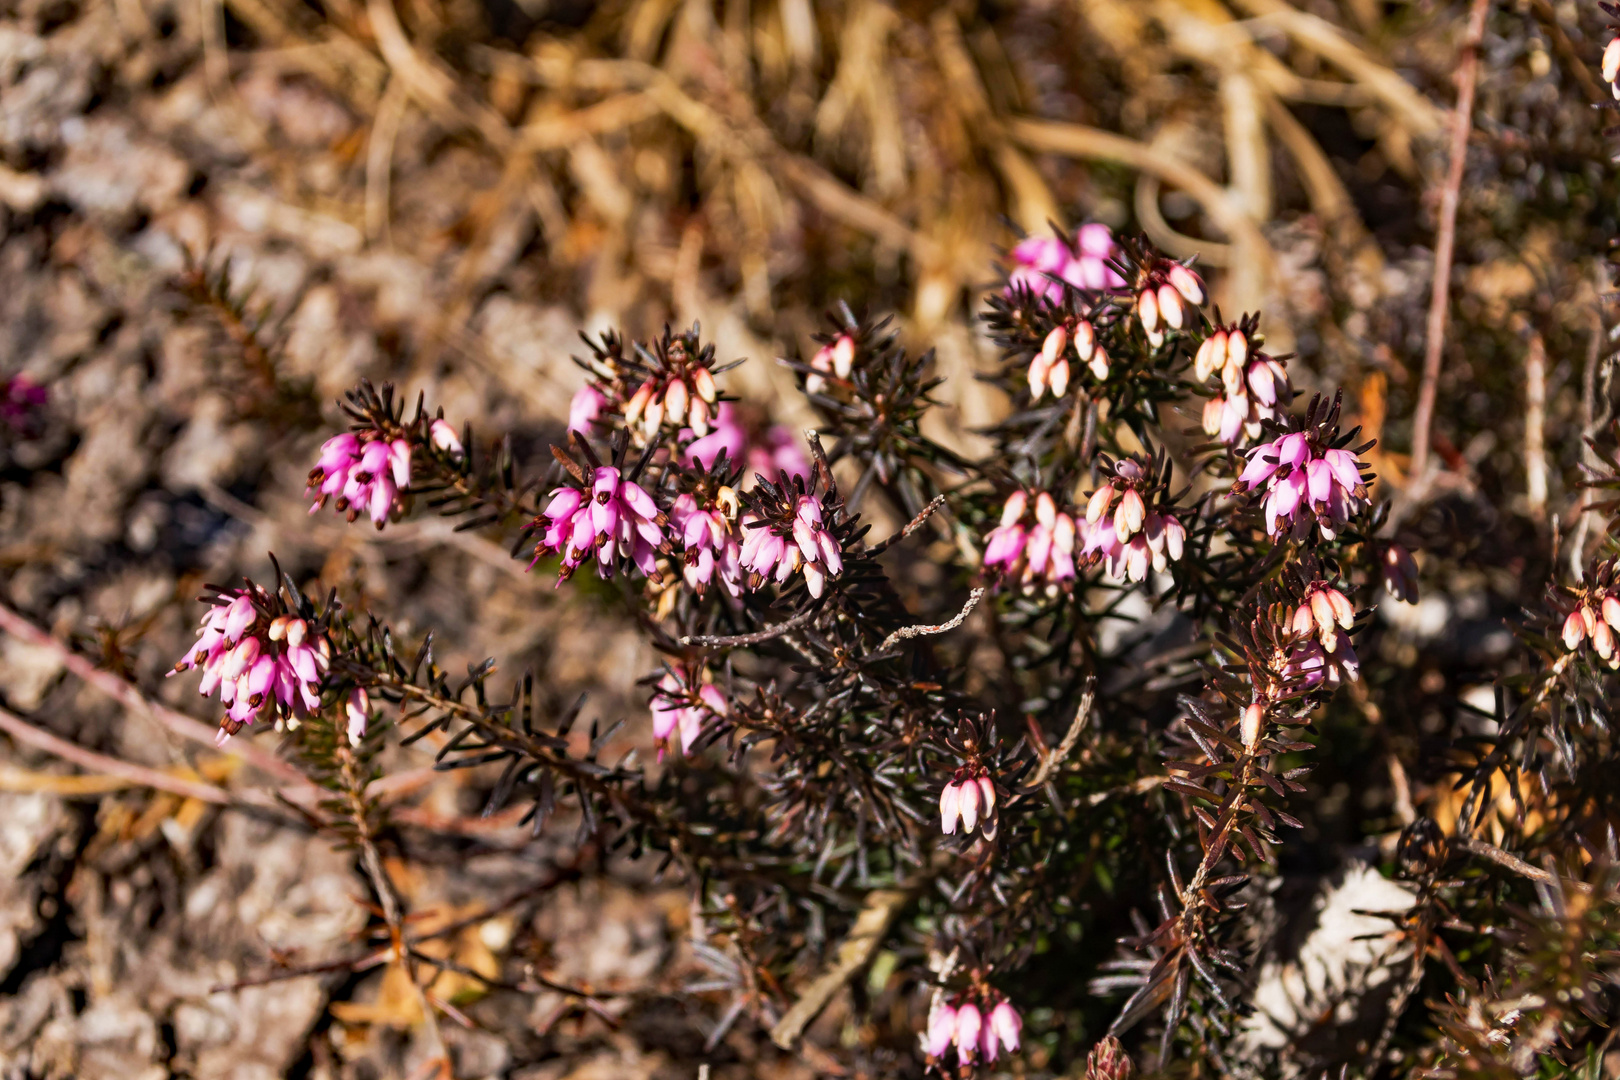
xmin=740 ymin=493 xmax=844 ymax=598
xmin=651 ymin=669 xmax=728 ymax=759
xmin=671 ymin=490 xmax=744 ymax=597
xmin=170 ymin=595 xmax=329 ymax=743
xmin=1237 ymin=431 xmax=1368 ymax=540
xmin=306 ymin=432 xmax=412 ymax=529
xmin=981 ymin=999 xmax=1022 ymax=1062
xmin=981 ymin=490 xmax=1079 ymax=590
xmin=1007 ymin=226 xmax=1125 ymax=302
xmin=568 ymin=384 xmax=607 ymax=436
xmin=531 ymin=465 xmax=666 ymax=584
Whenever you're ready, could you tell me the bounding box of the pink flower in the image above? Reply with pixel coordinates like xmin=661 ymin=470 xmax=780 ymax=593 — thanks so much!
xmin=307 ymin=433 xmax=411 ymax=529
xmin=1282 ymin=635 xmax=1360 ymax=692
xmin=740 ymin=493 xmax=844 ymax=598
xmin=1007 ymin=228 xmax=1125 ymax=303
xmin=925 ymin=1003 xmax=958 ymax=1059
xmin=1080 ymin=463 xmax=1186 ymax=583
xmin=805 ymin=334 xmax=856 ymax=395
xmin=940 ymin=774 xmax=997 ymax=836
xmin=1238 ymin=433 xmax=1367 ymax=540
xmin=170 ymin=595 xmax=329 ymax=742
xmin=953 ymin=1002 xmax=983 ymax=1063
xmin=670 ymin=490 xmax=744 ymax=597
xmin=685 ymin=404 xmax=812 ymax=487
xmin=651 ymin=670 xmax=728 ymax=758
xmin=569 ymin=384 xmax=607 ymax=436
xmin=982 ymin=490 xmax=1079 ymax=590
xmin=981 ymin=1000 xmax=1022 ymax=1062
xmin=531 ymin=465 xmax=666 ymax=584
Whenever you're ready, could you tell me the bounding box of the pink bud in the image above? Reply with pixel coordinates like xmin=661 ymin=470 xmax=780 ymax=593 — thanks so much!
xmin=623 ymin=380 xmax=655 ymax=426
xmin=693 ymin=366 xmax=718 ymax=403
xmin=1605 ymin=36 xmax=1620 ymax=85
xmin=663 ymin=378 xmax=689 ymax=427
xmin=1194 ymin=332 xmax=1224 ymax=382
xmin=976 ymin=775 xmax=997 ymax=818
xmin=1041 ymin=324 xmax=1068 ymax=367
xmin=1086 ymin=484 xmax=1116 ymax=525
xmin=1049 ymin=357 xmax=1070 ymax=398
xmin=346 ymin=687 xmax=370 ymax=746
xmin=1157 ymin=283 xmax=1183 ymax=330
xmin=1167 ymin=263 xmax=1205 ymax=305
xmin=1088 ymin=346 xmax=1110 ymax=381
xmin=1563 ymin=610 xmax=1587 ymax=649
xmin=1000 ymin=490 xmax=1029 ymax=528
xmin=1073 ymin=320 xmax=1095 ymax=361
xmin=1114 ymin=489 xmax=1145 ymax=541
xmin=940 ymin=782 xmax=962 ymax=834
xmin=958 ymin=777 xmax=982 ymax=833
xmin=429 ymin=418 xmax=463 ymax=455
xmin=832 ymin=335 xmax=856 ymax=379
xmin=1137 ymin=288 xmax=1159 ymax=336
xmin=1241 ymin=702 xmax=1264 ymax=748
xmin=1604 ymin=595 xmax=1620 ymax=632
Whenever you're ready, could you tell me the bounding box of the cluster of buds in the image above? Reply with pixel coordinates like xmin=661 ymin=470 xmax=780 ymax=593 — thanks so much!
xmin=939 ymin=767 xmax=998 ymax=838
xmin=307 ymin=431 xmax=412 ymax=529
xmin=1195 ymin=319 xmax=1292 ymax=445
xmin=1282 ymin=585 xmax=1361 ymax=689
xmin=925 ymin=993 xmax=1022 ymax=1068
xmin=1291 ymin=584 xmax=1357 ymax=653
xmin=1029 ymin=319 xmax=1109 ymax=401
xmin=532 ymin=462 xmax=668 ymax=584
xmin=670 ymin=486 xmax=744 ymax=598
xmin=685 ymin=402 xmax=811 ymax=486
xmin=170 ymin=587 xmax=330 ymax=742
xmin=739 ymin=483 xmax=846 ymax=598
xmin=805 ymin=334 xmax=856 ymax=395
xmin=1133 ymin=260 xmax=1205 ymax=348
xmin=625 ymin=362 xmax=720 ymax=441
xmin=1236 ymin=408 xmax=1369 ymax=540
xmin=1080 ymin=458 xmax=1187 ymax=584
xmin=981 ymin=489 xmax=1078 ymax=591
xmin=1006 ymin=226 xmax=1124 ymax=302
xmin=1381 ymin=543 xmax=1420 ymax=604
xmin=650 ymin=667 xmax=729 ymax=759
xmin=1560 ymin=590 xmax=1620 ymax=668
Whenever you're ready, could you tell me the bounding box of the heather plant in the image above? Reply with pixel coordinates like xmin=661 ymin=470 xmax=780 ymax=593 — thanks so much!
xmin=141 ymin=21 xmax=1620 ymax=1080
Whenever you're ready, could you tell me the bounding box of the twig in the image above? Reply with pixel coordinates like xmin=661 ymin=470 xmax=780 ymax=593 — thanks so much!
xmin=865 ymin=494 xmax=946 ymax=557
xmin=0 ymin=704 xmax=231 ymax=805
xmin=876 ymin=588 xmax=984 ymax=654
xmin=769 ymin=887 xmax=910 ymax=1049
xmin=681 ymin=604 xmax=821 ymax=648
xmin=1409 ymin=0 xmax=1491 ymax=486
xmin=1453 ymin=835 xmax=1579 ymax=888
xmin=1083 ymin=775 xmax=1166 ymax=807
xmin=1028 ymin=677 xmax=1095 ymax=790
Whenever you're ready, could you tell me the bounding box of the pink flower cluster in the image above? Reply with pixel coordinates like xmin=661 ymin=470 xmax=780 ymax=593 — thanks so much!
xmin=1195 ymin=327 xmax=1291 ymax=445
xmin=533 ymin=465 xmax=666 ymax=583
xmin=1134 ymin=262 xmax=1205 ymax=348
xmin=1006 ymin=226 xmax=1123 ymax=302
xmin=307 ymin=432 xmax=412 ymax=528
xmin=925 ymin=996 xmax=1022 ymax=1067
xmin=626 ymin=366 xmax=719 ymax=440
xmin=940 ymin=771 xmax=997 ymax=837
xmin=1280 ymin=586 xmax=1360 ymax=692
xmin=1081 ymin=462 xmax=1187 ymax=584
xmin=170 ymin=594 xmax=329 ymax=742
xmin=805 ymin=334 xmax=855 ymax=395
xmin=1237 ymin=432 xmax=1367 ymax=540
xmin=670 ymin=488 xmax=744 ymax=597
xmin=740 ymin=493 xmax=844 ymax=598
xmin=1029 ymin=319 xmax=1110 ymax=402
xmin=982 ymin=490 xmax=1077 ymax=590
xmin=651 ymin=669 xmax=729 ymax=759
xmin=1561 ymin=592 xmax=1620 ymax=668
xmin=1292 ymin=585 xmax=1356 ymax=652
xmin=685 ymin=403 xmax=811 ymax=486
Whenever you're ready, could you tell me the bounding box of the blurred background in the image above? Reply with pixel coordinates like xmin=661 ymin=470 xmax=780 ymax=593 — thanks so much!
xmin=0 ymin=0 xmax=1615 ymax=1076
